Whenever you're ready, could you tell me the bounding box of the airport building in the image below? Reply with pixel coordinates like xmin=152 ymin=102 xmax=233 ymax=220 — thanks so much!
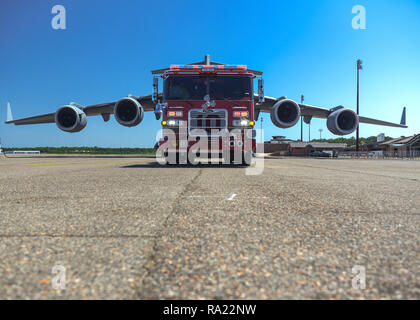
xmin=263 ymin=136 xmax=292 ymax=153
xmin=264 ymin=133 xmax=420 ymax=158
xmin=348 ymin=134 xmax=420 ymax=157
xmin=378 ymin=134 xmax=420 ymax=157
xmin=263 ymin=136 xmax=346 ymax=156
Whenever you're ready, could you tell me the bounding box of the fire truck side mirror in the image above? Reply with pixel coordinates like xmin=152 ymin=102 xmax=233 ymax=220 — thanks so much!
xmin=153 ymin=77 xmax=159 ymax=103
xmin=258 ymin=78 xmax=265 ymax=103
xmin=154 ymin=103 xmax=163 ymax=120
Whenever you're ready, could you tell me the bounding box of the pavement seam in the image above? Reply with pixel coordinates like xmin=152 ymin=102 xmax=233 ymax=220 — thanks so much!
xmin=133 ymin=167 xmax=204 ymax=299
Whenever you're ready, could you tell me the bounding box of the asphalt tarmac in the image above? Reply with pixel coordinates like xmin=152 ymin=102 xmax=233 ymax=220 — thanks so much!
xmin=0 ymin=155 xmax=419 ymax=299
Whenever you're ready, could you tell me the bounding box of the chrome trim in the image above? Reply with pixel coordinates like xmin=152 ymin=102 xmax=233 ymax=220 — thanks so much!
xmin=188 ymin=109 xmax=227 ymax=137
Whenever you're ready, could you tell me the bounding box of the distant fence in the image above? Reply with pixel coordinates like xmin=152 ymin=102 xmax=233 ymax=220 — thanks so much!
xmin=338 ymin=151 xmax=420 ymax=160
xmin=5 ymin=150 xmax=41 ymax=155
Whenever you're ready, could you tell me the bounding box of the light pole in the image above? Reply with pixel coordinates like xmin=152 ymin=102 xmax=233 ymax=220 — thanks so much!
xmin=356 ymin=59 xmax=363 ymax=152
xmin=319 ymin=128 xmax=323 ymax=140
xmin=308 ymin=120 xmax=311 ymax=142
xmin=300 ymin=94 xmax=304 ymax=141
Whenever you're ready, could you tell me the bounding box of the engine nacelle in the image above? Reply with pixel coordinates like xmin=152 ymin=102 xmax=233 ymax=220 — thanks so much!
xmin=114 ymin=97 xmax=144 ymax=127
xmin=270 ymin=99 xmax=301 ymax=128
xmin=326 ymin=108 xmax=359 ymax=135
xmin=55 ymin=105 xmax=87 ymax=133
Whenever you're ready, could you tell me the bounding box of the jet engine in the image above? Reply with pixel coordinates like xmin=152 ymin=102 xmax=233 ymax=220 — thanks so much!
xmin=326 ymin=108 xmax=359 ymax=135
xmin=270 ymin=99 xmax=301 ymax=128
xmin=55 ymin=105 xmax=87 ymax=133
xmin=114 ymin=97 xmax=144 ymax=127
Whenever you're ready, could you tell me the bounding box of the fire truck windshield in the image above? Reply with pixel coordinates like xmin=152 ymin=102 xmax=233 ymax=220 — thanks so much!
xmin=164 ymin=76 xmax=252 ymax=101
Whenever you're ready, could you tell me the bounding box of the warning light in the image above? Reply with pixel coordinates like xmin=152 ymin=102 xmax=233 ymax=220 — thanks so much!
xmin=233 ymin=111 xmax=249 ymax=117
xmin=161 ymin=120 xmax=167 ymax=125
xmin=168 ymin=111 xmax=183 ymax=117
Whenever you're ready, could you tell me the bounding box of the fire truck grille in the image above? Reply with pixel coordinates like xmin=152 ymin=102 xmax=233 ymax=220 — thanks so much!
xmin=189 ymin=109 xmax=227 ymax=136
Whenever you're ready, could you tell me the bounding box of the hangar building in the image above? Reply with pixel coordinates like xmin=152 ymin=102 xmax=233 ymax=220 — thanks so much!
xmin=379 ymin=134 xmax=420 ymax=157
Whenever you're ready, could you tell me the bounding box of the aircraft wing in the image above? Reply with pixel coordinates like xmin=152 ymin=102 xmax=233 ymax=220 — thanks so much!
xmin=5 ymin=95 xmax=156 ymax=125
xmin=357 ymin=116 xmax=407 ymax=128
xmin=255 ymin=96 xmax=407 ymax=128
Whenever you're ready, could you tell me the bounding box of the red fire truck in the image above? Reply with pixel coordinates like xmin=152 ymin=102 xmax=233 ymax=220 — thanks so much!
xmin=152 ymin=55 xmax=263 ymax=165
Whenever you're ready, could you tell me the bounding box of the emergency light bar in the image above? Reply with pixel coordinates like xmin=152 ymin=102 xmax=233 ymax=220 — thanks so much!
xmin=170 ymin=65 xmax=247 ymax=71
xmin=151 ymin=55 xmax=262 ymax=75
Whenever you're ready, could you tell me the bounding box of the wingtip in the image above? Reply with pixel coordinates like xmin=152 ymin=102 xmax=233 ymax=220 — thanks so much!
xmin=400 ymin=106 xmax=406 ymax=126
xmin=6 ymin=102 xmax=13 ymax=123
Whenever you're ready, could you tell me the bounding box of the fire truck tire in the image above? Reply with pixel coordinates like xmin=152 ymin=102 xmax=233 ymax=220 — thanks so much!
xmin=224 ymin=150 xmax=234 ymax=165
xmin=228 ymin=150 xmax=242 ymax=165
xmin=162 ymin=150 xmax=169 ymax=165
xmin=242 ymin=151 xmax=252 ymax=166
xmin=177 ymin=152 xmax=188 ymax=165
xmin=230 ymin=150 xmax=237 ymax=165
xmin=164 ymin=151 xmax=179 ymax=165
xmin=187 ymin=153 xmax=197 ymax=165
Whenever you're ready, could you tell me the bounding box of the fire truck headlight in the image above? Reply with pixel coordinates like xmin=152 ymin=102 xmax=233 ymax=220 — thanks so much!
xmin=168 ymin=120 xmax=176 ymax=126
xmin=233 ymin=119 xmax=250 ymax=127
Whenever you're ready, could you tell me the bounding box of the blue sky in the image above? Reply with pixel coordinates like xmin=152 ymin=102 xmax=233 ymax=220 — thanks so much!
xmin=0 ymin=0 xmax=419 ymax=147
